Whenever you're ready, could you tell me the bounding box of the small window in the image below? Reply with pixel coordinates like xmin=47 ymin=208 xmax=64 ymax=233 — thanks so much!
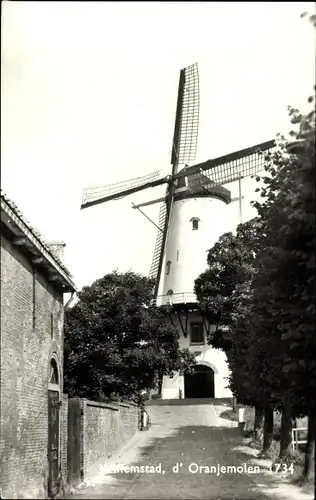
xmin=49 ymin=359 xmax=59 ymax=384
xmin=190 ymin=323 xmax=204 ymax=345
xmin=166 ymin=260 xmax=171 ymax=275
xmin=50 ymin=313 xmax=54 ymax=339
xmin=190 ymin=217 xmax=200 ymax=231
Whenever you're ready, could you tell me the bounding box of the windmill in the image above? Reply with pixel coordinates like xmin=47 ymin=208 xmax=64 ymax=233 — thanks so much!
xmin=81 ymin=62 xmax=276 ymax=400
xmin=81 ymin=62 xmax=275 ymax=299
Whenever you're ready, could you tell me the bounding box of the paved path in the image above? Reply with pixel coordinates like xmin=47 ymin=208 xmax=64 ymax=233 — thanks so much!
xmin=69 ymin=399 xmax=313 ymax=500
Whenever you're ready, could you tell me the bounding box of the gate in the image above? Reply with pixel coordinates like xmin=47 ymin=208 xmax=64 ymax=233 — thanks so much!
xmin=48 ymin=390 xmax=60 ymax=497
xmin=184 ymin=365 xmax=215 ymax=398
xmin=67 ymin=398 xmax=81 ymax=487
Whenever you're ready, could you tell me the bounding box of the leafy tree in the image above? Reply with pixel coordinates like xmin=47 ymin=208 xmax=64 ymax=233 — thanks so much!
xmin=195 ymin=93 xmax=315 ymax=469
xmin=194 ymin=219 xmax=271 ymax=441
xmin=64 ymin=270 xmax=195 ymax=402
xmin=251 ymin=93 xmax=315 ymax=475
xmin=229 ymin=285 xmax=276 ymax=449
xmin=194 ymin=219 xmax=261 ymax=350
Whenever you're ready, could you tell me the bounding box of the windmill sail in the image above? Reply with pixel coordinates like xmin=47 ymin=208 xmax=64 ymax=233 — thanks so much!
xmin=81 ymin=169 xmax=162 ymax=209
xmin=152 ymin=63 xmax=200 ymax=297
xmin=79 ymin=62 xmax=275 ymax=304
xmin=178 ymin=139 xmax=276 ymax=186
xmin=171 ymin=63 xmax=200 ymax=168
xmin=149 ymin=202 xmax=167 ymax=281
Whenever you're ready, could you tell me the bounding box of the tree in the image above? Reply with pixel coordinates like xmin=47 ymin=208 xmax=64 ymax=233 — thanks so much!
xmin=195 ymin=92 xmax=315 ymax=463
xmin=195 ymin=219 xmax=271 ymax=442
xmin=251 ymin=93 xmax=315 ymax=475
xmin=64 ymin=270 xmax=195 ymax=402
xmin=194 ymin=219 xmax=262 ymax=350
xmin=229 ymin=286 xmax=277 ymax=449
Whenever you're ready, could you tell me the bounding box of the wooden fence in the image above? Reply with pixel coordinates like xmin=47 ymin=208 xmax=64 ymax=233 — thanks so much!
xmin=292 ymin=427 xmax=308 ymax=451
xmin=67 ymin=399 xmax=82 ymax=487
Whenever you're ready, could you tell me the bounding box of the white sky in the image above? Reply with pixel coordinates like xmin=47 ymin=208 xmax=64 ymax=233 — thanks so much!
xmin=1 ymin=1 xmax=315 ymax=290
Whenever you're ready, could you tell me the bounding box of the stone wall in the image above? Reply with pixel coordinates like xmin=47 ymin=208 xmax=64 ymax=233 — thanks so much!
xmin=68 ymin=398 xmax=139 ymax=485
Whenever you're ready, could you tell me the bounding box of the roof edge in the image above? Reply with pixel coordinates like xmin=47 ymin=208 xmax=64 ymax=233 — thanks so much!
xmin=1 ymin=191 xmax=77 ymax=292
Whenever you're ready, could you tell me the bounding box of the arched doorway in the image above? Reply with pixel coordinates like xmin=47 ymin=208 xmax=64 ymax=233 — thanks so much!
xmin=48 ymin=357 xmax=60 ymax=498
xmin=184 ymin=364 xmax=215 ymax=398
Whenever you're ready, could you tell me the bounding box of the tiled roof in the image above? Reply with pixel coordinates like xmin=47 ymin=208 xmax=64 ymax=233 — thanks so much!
xmin=1 ymin=189 xmax=74 ymax=281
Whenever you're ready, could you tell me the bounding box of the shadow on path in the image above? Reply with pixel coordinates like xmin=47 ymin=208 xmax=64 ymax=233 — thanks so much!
xmin=219 ymin=409 xmax=236 ymax=422
xmin=69 ymin=424 xmax=303 ymax=499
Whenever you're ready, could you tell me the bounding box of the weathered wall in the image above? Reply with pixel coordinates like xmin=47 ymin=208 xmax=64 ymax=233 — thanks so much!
xmin=0 ymin=234 xmax=65 ymax=499
xmin=68 ymin=398 xmax=139 ymax=485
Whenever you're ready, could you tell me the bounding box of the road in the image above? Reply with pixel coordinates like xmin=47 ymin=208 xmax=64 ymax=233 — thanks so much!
xmin=68 ymin=399 xmax=313 ymax=500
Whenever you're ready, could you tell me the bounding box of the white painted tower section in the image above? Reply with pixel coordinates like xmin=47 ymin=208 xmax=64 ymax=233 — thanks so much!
xmin=159 ymin=194 xmax=233 ymax=400
xmin=160 ymin=197 xmax=232 ymax=303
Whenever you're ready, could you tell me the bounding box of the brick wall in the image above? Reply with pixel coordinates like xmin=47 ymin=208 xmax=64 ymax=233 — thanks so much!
xmin=68 ymin=398 xmax=139 ymax=484
xmin=0 ymin=235 xmax=66 ymax=499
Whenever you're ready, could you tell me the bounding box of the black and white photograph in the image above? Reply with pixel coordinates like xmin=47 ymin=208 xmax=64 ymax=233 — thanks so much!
xmin=1 ymin=2 xmax=315 ymax=499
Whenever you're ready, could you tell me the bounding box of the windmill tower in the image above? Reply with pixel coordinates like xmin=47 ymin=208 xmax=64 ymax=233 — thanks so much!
xmin=81 ymin=63 xmax=276 ymax=400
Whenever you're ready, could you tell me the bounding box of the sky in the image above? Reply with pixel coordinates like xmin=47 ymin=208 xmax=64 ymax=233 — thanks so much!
xmin=1 ymin=1 xmax=315 ymax=291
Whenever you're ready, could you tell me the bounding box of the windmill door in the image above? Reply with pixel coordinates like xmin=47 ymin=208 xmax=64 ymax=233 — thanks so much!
xmin=48 ymin=390 xmax=60 ymax=497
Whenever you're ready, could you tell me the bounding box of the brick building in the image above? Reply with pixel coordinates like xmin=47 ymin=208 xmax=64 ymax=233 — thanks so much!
xmin=0 ymin=191 xmax=76 ymax=498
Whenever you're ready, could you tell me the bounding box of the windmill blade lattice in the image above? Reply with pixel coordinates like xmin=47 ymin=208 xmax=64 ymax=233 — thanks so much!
xmin=149 ymin=202 xmax=167 ymax=281
xmin=179 ymin=139 xmax=276 ymax=186
xmin=171 ymin=63 xmax=200 ymax=168
xmin=82 ymin=169 xmax=162 ymax=208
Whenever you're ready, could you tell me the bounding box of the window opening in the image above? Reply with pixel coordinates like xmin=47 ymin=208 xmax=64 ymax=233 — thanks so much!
xmin=51 ymin=313 xmax=54 ymax=339
xmin=190 ymin=217 xmax=200 ymax=231
xmin=32 ymin=270 xmax=36 ymax=330
xmin=166 ymin=260 xmax=171 ymax=275
xmin=49 ymin=359 xmax=59 ymax=384
xmin=190 ymin=323 xmax=204 ymax=344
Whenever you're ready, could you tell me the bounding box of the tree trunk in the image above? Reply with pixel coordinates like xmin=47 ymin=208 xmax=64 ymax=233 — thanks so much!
xmin=158 ymin=373 xmax=163 ymax=395
xmin=232 ymin=396 xmax=237 ymax=413
xmin=303 ymin=410 xmax=315 ymax=481
xmin=263 ymin=407 xmax=274 ymax=452
xmin=254 ymin=407 xmax=264 ymax=441
xmin=279 ymin=404 xmax=293 ymax=459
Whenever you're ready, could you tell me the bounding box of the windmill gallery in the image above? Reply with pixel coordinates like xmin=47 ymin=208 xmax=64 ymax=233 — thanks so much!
xmin=81 ymin=63 xmax=276 ymax=400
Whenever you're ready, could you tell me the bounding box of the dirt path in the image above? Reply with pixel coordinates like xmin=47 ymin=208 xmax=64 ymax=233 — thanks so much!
xmin=68 ymin=400 xmax=314 ymax=499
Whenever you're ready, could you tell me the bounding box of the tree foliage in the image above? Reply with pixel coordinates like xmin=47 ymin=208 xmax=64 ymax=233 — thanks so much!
xmin=251 ymin=95 xmax=315 ymax=418
xmin=195 ymin=91 xmax=315 ymax=470
xmin=64 ymin=270 xmax=194 ymax=402
xmin=194 ymin=218 xmax=261 ymax=352
xmin=194 ymin=218 xmax=272 ymax=410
